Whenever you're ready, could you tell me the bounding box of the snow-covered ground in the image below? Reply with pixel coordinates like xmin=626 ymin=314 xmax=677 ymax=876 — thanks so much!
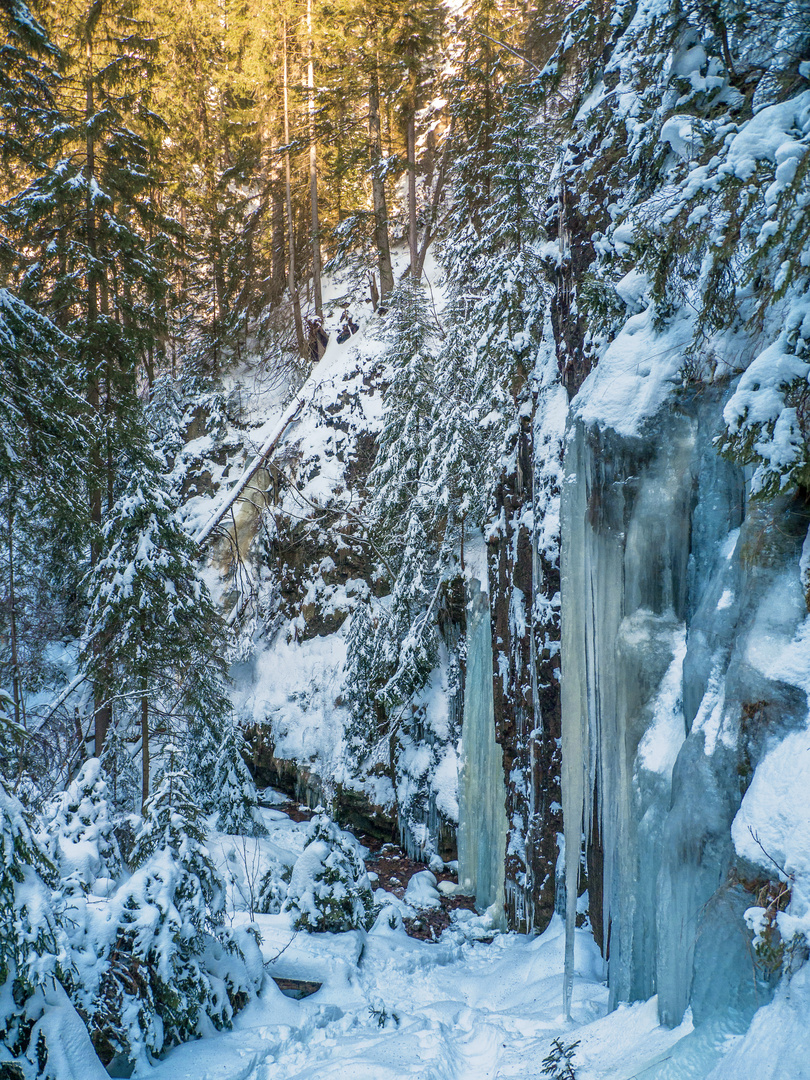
xmin=129 ymin=800 xmax=727 ymax=1080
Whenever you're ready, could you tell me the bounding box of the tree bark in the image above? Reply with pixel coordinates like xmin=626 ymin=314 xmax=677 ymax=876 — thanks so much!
xmin=270 ymin=124 xmax=286 ymax=304
xmin=369 ymin=60 xmax=394 ymax=299
xmin=307 ymin=0 xmax=323 ymax=316
xmin=6 ymin=487 xmax=22 ymax=729
xmin=415 ymin=127 xmax=451 ymax=279
xmin=283 ymin=23 xmax=306 ymax=356
xmin=406 ymin=59 xmax=418 ymax=278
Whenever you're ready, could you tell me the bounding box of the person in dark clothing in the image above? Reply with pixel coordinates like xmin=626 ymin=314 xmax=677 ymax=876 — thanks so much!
xmin=307 ymin=317 xmax=329 ymax=363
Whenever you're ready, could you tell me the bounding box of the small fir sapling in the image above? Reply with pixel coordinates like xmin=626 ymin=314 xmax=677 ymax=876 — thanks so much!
xmin=0 ymin=773 xmax=66 ymax=1068
xmin=541 ymin=1038 xmax=580 ymax=1079
xmin=129 ymin=749 xmax=225 ymax=925
xmin=257 ymin=855 xmax=293 ymax=914
xmin=212 ymin=720 xmax=267 ymax=837
xmin=283 ymin=814 xmax=374 ymax=932
xmin=39 ymin=757 xmax=123 ymax=895
xmin=88 ymin=749 xmax=254 ymax=1067
xmin=186 ymin=710 xmax=227 ymax=813
xmin=99 ymin=726 xmax=141 ymax=817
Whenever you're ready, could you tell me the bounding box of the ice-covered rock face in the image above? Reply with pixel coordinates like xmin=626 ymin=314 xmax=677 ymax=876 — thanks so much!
xmin=561 ymin=388 xmax=809 ymax=1027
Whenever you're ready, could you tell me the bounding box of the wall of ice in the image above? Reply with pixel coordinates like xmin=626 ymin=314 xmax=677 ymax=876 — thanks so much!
xmin=458 ymin=579 xmax=508 ymax=923
xmin=561 ymin=387 xmax=810 ymax=1028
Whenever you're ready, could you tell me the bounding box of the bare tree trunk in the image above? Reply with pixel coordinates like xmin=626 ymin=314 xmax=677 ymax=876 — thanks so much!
xmin=6 ymin=487 xmax=22 ymax=729
xmin=369 ymin=60 xmax=394 ymax=299
xmin=269 ymin=125 xmax=286 ymax=303
xmin=307 ymin=0 xmax=323 ymax=316
xmin=406 ymin=62 xmax=418 ymax=277
xmin=415 ymin=127 xmax=451 ymax=279
xmin=85 ymin=31 xmax=110 ymax=757
xmin=141 ymin=690 xmax=149 ymax=811
xmin=284 ymin=23 xmax=306 ymax=355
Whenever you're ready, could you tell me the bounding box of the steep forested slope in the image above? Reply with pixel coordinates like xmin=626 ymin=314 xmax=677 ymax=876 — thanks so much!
xmin=2 ymin=0 xmax=810 ymax=1074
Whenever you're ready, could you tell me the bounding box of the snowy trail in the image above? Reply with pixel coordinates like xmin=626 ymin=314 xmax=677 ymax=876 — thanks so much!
xmin=134 ymin=803 xmax=737 ymax=1080
xmin=141 ymin=916 xmax=697 ymax=1080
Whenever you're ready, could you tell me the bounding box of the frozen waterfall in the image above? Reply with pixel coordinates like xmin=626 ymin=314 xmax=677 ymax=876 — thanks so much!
xmin=458 ymin=579 xmax=508 ymax=924
xmin=560 ymin=393 xmax=763 ymax=1024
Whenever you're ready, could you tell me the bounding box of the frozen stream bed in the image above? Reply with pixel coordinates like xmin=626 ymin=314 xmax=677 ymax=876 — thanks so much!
xmin=128 ymin=798 xmax=730 ymax=1080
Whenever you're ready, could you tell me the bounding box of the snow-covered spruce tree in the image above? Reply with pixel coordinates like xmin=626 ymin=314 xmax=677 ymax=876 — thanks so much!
xmin=39 ymin=758 xmax=123 ymax=896
xmin=212 ymin=719 xmax=267 ymax=837
xmin=374 ymin=510 xmax=438 ymax=718
xmin=420 ymin=333 xmax=486 ymax=549
xmin=0 ymin=772 xmax=66 ymax=1071
xmin=0 ymin=291 xmax=85 ymax=739
xmin=88 ymin=752 xmax=253 ymax=1068
xmin=367 ymin=276 xmax=437 ymax=551
xmin=344 ymin=511 xmax=439 ymax=779
xmin=2 ymin=0 xmax=175 ymax=758
xmin=541 ymin=0 xmax=810 ymax=496
xmin=344 ymin=281 xmax=441 ymax=772
xmin=81 ymin=462 xmax=231 ymax=809
xmin=343 ymin=601 xmax=383 ymax=768
xmin=441 ymin=77 xmax=549 ymax=416
xmin=186 ymin=710 xmax=228 ymax=815
xmin=283 ymin=814 xmax=374 ymax=933
xmin=257 ymin=855 xmax=292 ymax=915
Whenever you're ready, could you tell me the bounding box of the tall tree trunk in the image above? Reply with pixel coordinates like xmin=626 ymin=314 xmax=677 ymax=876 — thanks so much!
xmin=307 ymin=0 xmax=323 ymax=316
xmin=6 ymin=487 xmax=22 ymax=729
xmin=416 ymin=126 xmax=451 ymax=279
xmin=141 ymin=689 xmax=149 ymax=811
xmin=283 ymin=23 xmax=306 ymax=356
xmin=369 ymin=60 xmax=394 ymax=299
xmin=85 ymin=31 xmax=110 ymax=757
xmin=406 ymin=60 xmax=418 ymax=278
xmin=270 ymin=126 xmax=286 ymax=303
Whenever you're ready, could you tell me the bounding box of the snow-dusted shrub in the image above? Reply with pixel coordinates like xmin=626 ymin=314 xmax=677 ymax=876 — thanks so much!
xmin=86 ymin=758 xmax=257 ymax=1068
xmin=283 ymin=815 xmax=374 ymax=933
xmin=39 ymin=758 xmax=123 ymax=895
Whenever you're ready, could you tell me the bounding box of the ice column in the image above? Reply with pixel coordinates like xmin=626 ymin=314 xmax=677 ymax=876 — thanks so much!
xmin=457 ymin=579 xmax=508 ymax=924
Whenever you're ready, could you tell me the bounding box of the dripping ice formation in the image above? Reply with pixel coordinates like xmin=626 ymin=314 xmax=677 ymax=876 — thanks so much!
xmin=457 ymin=579 xmax=508 ymax=923
xmin=560 ymin=381 xmax=810 ymax=1043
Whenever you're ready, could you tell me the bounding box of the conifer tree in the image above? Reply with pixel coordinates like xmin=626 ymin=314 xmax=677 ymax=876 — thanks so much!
xmin=2 ymin=0 xmax=173 ymax=754
xmin=343 ymin=601 xmax=382 ymax=769
xmin=90 ymin=751 xmax=251 ymax=1066
xmin=40 ymin=757 xmax=123 ymax=895
xmin=129 ymin=751 xmax=224 ymax=911
xmin=99 ymin=724 xmax=141 ymax=814
xmin=185 ymin=710 xmax=227 ymax=814
xmin=0 ymin=770 xmax=64 ymax=1067
xmin=81 ymin=463 xmax=231 ymax=806
xmin=374 ymin=509 xmax=438 ymax=715
xmin=368 ymin=277 xmax=437 ymax=548
xmin=212 ymin=719 xmax=267 ymax=837
xmin=283 ymin=813 xmax=374 ymax=932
